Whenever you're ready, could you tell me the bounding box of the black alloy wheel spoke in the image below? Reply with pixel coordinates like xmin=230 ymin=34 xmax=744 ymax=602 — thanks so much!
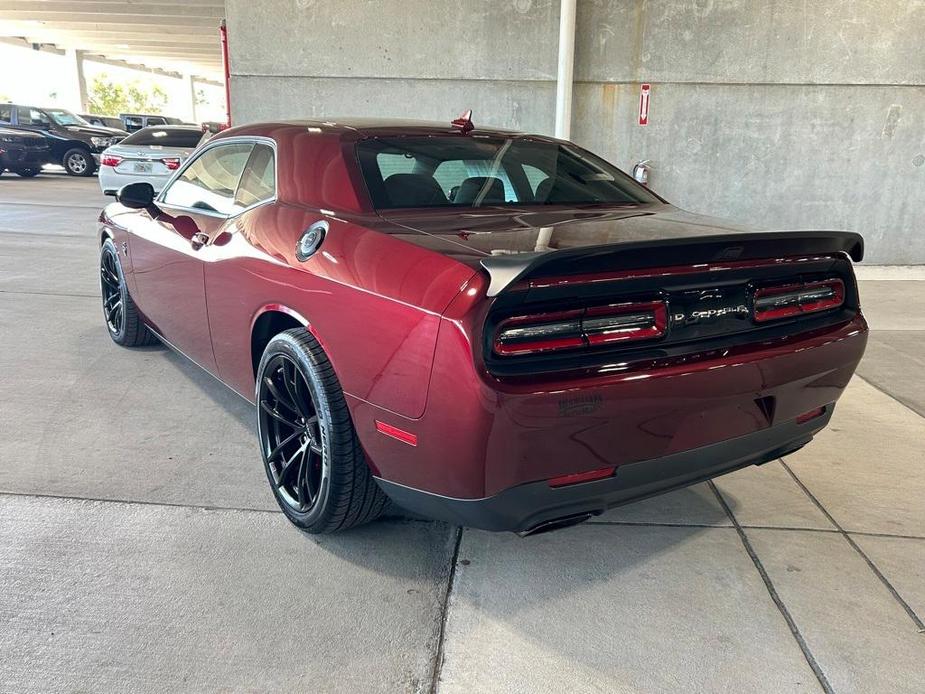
xmin=277 ymin=445 xmax=306 ymax=489
xmin=300 ymin=456 xmax=316 ymax=505
xmin=259 ymin=352 xmax=327 ymax=515
xmin=259 ymin=399 xmax=299 ymax=429
xmin=281 ymin=361 xmax=309 ymax=420
xmin=264 ymin=374 xmax=299 ymax=417
xmin=266 ymin=429 xmax=302 ymax=462
xmin=101 ymin=250 xmax=125 ymax=333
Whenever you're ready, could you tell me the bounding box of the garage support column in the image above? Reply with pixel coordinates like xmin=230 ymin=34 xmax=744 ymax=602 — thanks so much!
xmin=183 ymin=74 xmax=198 ymax=124
xmin=535 ymin=0 xmax=577 ymax=251
xmin=63 ymin=48 xmax=88 ymax=113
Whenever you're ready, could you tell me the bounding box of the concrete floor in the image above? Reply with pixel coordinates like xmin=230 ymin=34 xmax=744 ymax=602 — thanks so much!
xmin=1 ymin=173 xmax=923 ymax=693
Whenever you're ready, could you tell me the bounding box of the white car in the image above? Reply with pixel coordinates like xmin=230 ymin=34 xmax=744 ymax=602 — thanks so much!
xmin=98 ymin=125 xmax=204 ymax=195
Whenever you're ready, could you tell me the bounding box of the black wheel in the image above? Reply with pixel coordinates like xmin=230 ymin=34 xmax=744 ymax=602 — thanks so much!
xmin=99 ymin=238 xmax=158 ymax=346
xmin=63 ymin=147 xmax=95 ymax=176
xmin=15 ymin=168 xmax=40 ymax=177
xmin=256 ymin=329 xmax=387 ymax=533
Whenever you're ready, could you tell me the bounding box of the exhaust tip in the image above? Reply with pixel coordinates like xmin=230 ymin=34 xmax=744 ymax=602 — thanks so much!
xmin=517 ymin=512 xmax=594 ymax=537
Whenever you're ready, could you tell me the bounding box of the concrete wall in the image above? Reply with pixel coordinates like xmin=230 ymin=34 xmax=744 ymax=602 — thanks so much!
xmin=226 ymin=0 xmax=925 ymax=263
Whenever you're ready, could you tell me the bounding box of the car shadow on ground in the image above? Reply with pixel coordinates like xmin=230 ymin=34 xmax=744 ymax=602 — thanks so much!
xmin=148 ymin=324 xmax=731 ymax=591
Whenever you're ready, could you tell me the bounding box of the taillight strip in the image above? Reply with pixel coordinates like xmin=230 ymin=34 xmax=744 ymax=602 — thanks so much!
xmin=753 ymin=278 xmax=845 ymax=323
xmin=494 ymin=300 xmax=668 ymax=356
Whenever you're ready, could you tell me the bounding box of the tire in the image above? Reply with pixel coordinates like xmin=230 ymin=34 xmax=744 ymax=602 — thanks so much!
xmin=15 ymin=168 xmax=40 ymax=177
xmin=256 ymin=329 xmax=387 ymax=533
xmin=63 ymin=147 xmax=96 ymax=176
xmin=99 ymin=238 xmax=158 ymax=347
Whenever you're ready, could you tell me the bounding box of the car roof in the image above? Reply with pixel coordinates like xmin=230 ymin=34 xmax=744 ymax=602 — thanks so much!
xmin=221 ymin=117 xmax=526 ymax=139
xmin=131 ymin=124 xmax=201 ymax=132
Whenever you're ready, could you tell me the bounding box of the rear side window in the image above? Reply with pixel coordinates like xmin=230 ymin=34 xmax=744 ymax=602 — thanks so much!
xmin=234 ymin=144 xmax=276 ymax=208
xmin=121 ymin=127 xmax=203 ymax=148
xmin=161 ymin=142 xmax=253 ymax=215
xmin=0 ymin=106 xmax=11 ymax=123
xmin=18 ymin=109 xmax=51 ymax=127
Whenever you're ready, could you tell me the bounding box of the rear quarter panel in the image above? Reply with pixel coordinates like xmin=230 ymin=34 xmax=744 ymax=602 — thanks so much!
xmin=204 ymin=202 xmax=475 ymax=418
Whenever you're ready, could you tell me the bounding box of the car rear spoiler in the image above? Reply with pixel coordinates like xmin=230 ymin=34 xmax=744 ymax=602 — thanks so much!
xmin=479 ymin=230 xmax=864 ymax=296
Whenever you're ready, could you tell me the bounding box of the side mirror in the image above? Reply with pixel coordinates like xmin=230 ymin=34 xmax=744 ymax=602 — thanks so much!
xmin=116 ymin=181 xmax=156 ymax=209
xmin=632 ymin=160 xmax=651 ymax=186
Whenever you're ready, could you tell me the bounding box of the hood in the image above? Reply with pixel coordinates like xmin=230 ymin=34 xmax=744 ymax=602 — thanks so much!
xmin=65 ymin=125 xmax=127 ymax=137
xmin=380 ymin=204 xmax=757 ymax=265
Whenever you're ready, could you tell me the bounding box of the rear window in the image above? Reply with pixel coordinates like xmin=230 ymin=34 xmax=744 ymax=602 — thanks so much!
xmin=121 ymin=127 xmax=202 ymax=148
xmin=356 ymin=136 xmax=659 ymax=209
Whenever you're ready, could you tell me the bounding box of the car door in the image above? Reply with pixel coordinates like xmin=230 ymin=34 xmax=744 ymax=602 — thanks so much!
xmin=126 ymin=140 xmax=254 ymax=373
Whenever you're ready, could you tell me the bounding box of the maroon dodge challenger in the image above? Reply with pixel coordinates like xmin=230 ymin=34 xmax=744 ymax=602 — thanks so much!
xmin=98 ymin=115 xmax=867 ymax=535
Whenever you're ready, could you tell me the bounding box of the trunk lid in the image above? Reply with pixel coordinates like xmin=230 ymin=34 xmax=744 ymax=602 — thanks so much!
xmin=383 ymin=203 xmax=863 ymax=378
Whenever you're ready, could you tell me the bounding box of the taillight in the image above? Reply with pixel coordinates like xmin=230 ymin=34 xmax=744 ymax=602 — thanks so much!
xmin=494 ymin=300 xmax=668 ymax=356
xmin=753 ymin=278 xmax=845 ymax=323
xmin=100 ymin=154 xmax=122 ymax=167
xmin=162 ymin=157 xmax=181 ymax=170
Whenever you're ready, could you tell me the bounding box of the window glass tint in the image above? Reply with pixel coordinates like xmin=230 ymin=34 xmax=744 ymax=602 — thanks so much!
xmin=162 ymin=142 xmax=253 ymax=215
xmin=18 ymin=109 xmax=51 ymax=127
xmin=376 ymin=152 xmax=416 ymax=179
xmin=522 ymin=164 xmax=548 ymax=194
xmin=235 ymin=144 xmax=276 ymax=208
xmin=356 ymin=136 xmax=659 ymax=209
xmin=46 ymin=109 xmax=87 ymax=126
xmin=0 ymin=106 xmax=11 ymax=123
xmin=121 ymin=127 xmax=203 ymax=147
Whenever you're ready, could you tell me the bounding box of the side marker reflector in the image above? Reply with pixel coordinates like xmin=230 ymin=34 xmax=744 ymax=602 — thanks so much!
xmin=548 ymin=466 xmax=616 ymax=488
xmin=375 ymin=420 xmax=418 ymax=446
xmin=796 ymin=407 xmax=826 ymax=425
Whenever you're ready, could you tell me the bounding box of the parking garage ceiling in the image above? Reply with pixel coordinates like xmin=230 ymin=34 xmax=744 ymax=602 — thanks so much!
xmin=0 ymin=0 xmax=224 ymax=80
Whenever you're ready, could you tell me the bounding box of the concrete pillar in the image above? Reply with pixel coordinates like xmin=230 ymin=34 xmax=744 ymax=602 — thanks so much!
xmin=63 ymin=48 xmax=88 ymax=113
xmin=183 ymin=73 xmax=197 ymax=123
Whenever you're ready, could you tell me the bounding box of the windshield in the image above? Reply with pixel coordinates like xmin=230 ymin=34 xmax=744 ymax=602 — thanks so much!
xmin=46 ymin=109 xmax=90 ymax=127
xmin=121 ymin=127 xmax=203 ymax=148
xmin=356 ymin=136 xmax=660 ymax=209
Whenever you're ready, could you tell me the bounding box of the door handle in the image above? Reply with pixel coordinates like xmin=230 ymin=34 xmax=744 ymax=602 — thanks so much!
xmin=190 ymin=232 xmax=209 ymax=251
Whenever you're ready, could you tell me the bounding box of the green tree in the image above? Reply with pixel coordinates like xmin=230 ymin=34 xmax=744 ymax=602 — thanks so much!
xmin=87 ymin=74 xmax=169 ymax=115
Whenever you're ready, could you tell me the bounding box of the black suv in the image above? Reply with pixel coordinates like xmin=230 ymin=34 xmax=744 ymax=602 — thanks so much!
xmin=0 ymin=103 xmax=128 ymax=176
xmin=0 ymin=127 xmax=49 ymax=177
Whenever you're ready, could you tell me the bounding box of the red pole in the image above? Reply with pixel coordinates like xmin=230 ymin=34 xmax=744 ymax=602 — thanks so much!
xmin=220 ymin=19 xmax=231 ymax=127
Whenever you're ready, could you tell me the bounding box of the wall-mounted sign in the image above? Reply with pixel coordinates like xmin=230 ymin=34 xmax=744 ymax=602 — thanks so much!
xmin=638 ymin=83 xmax=651 ymax=126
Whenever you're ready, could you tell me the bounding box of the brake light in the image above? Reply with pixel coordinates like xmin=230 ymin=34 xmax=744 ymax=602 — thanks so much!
xmin=494 ymin=300 xmax=668 ymax=356
xmin=753 ymin=278 xmax=845 ymax=323
xmin=100 ymin=154 xmax=122 ymax=167
xmin=162 ymin=157 xmax=181 ymax=170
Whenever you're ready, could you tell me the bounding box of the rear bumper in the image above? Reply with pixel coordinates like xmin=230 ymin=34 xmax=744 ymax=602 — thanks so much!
xmin=377 ymin=408 xmax=831 ymax=533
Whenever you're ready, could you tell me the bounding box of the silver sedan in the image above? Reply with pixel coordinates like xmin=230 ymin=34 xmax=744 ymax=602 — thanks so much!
xmin=98 ymin=125 xmax=205 ymax=195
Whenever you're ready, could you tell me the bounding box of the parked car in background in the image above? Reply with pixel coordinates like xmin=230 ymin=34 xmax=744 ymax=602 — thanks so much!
xmin=0 ymin=103 xmax=126 ymax=176
xmin=119 ymin=113 xmax=188 ymax=132
xmin=0 ymin=126 xmax=49 ymax=177
xmin=98 ymin=125 xmax=204 ymax=195
xmin=81 ymin=114 xmax=126 ymax=131
xmin=97 ymin=116 xmax=867 ymax=535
